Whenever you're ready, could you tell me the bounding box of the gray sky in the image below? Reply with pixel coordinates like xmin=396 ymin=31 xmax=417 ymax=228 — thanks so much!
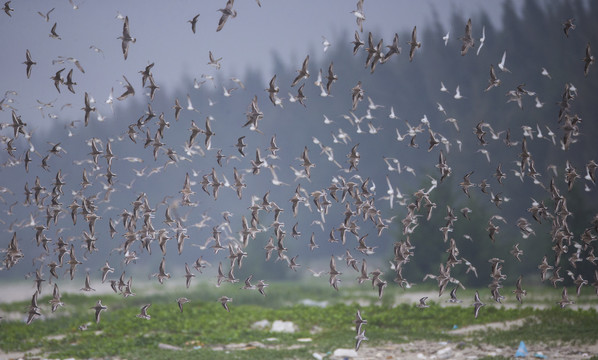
xmin=1 ymin=0 xmax=509 ymax=131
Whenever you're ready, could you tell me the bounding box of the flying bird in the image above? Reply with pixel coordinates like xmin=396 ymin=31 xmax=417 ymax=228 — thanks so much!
xmin=23 ymin=50 xmax=36 ymax=79
xmin=188 ymin=14 xmax=200 ymax=33
xmin=216 ymin=0 xmax=237 ymax=32
xmin=118 ymin=16 xmax=136 ymax=60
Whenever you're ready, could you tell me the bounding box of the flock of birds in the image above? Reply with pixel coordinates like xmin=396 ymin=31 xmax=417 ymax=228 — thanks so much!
xmin=1 ymin=0 xmax=598 ymax=352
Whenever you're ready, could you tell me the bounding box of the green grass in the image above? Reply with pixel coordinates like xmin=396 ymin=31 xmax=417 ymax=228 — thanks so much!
xmin=1 ymin=282 xmax=597 ymax=359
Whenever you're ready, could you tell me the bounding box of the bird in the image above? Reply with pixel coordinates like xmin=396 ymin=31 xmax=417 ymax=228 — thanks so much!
xmin=118 ymin=16 xmax=136 ymax=60
xmin=355 ymin=329 xmax=368 ymax=351
xmin=407 ymin=26 xmax=421 ymax=62
xmin=37 ymin=7 xmax=55 ymax=22
xmin=460 ymin=18 xmax=475 ymax=56
xmin=354 ymin=309 xmax=367 ymax=334
xmin=454 ymin=85 xmax=464 ymax=99
xmin=351 ymin=0 xmax=365 ymax=33
xmin=485 ymin=64 xmax=501 ymax=92
xmin=49 ymin=22 xmax=61 ymax=39
xmin=417 ymin=296 xmax=429 ymax=308
xmin=49 ymin=283 xmax=64 ymax=312
xmin=442 ymin=31 xmax=449 ymax=46
xmin=117 ymin=76 xmax=135 ymax=101
xmin=448 ymin=286 xmax=462 ymax=303
xmin=177 ymin=297 xmax=190 ymax=313
xmin=80 ymin=272 xmax=95 ymax=292
xmin=64 ymin=69 xmax=77 ymax=94
xmin=498 ymin=50 xmax=511 ymax=73
xmin=563 ymin=18 xmax=575 ymax=37
xmin=208 ymin=51 xmax=222 ymax=70
xmin=184 ymin=263 xmax=196 ymax=288
xmin=513 ymin=275 xmax=527 ymax=304
xmin=582 ymin=42 xmax=594 ymax=77
xmin=3 ymin=1 xmax=14 ymax=16
xmin=476 ymin=25 xmax=485 ymax=55
xmin=216 ymin=0 xmax=237 ymax=32
xmin=23 ymin=50 xmax=36 ymax=79
xmin=557 ymin=287 xmax=574 ymax=308
xmin=91 ymin=300 xmax=107 ymax=324
xmin=291 ymin=55 xmax=310 ymax=87
xmin=188 ymin=14 xmax=200 ymax=33
xmin=136 ymin=304 xmax=151 ymax=320
xmin=322 ymin=36 xmax=331 ymax=52
xmin=50 ymin=68 xmax=65 ymax=93
xmin=352 ymin=30 xmax=364 ymax=54
xmin=473 ymin=291 xmax=485 ymax=318
xmin=82 ymin=92 xmax=96 ymax=127
xmin=218 ymin=296 xmax=232 ymax=312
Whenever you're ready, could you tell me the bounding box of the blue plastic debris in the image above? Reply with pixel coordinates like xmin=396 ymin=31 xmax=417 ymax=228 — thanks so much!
xmin=452 ymin=324 xmax=458 ymax=330
xmin=533 ymin=352 xmax=547 ymax=359
xmin=515 ymin=340 xmax=528 ymax=357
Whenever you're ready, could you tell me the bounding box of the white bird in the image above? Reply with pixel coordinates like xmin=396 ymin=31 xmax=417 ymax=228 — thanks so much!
xmin=476 ymin=26 xmax=485 ymax=55
xmin=535 ymin=97 xmax=544 ymax=108
xmin=437 ymin=102 xmax=446 ymax=115
xmin=440 ymin=81 xmax=450 ymax=94
xmin=186 ymin=94 xmax=200 ymax=113
xmin=498 ymin=51 xmax=511 ymax=73
xmin=442 ymin=31 xmax=449 ymax=46
xmin=454 ymin=85 xmax=464 ymax=99
xmin=388 ymin=106 xmax=399 ymax=119
xmin=322 ymin=36 xmax=331 ymax=52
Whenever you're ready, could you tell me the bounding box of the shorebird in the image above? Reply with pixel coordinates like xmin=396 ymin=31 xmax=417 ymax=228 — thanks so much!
xmin=485 ymin=64 xmax=501 ymax=92
xmin=351 ymin=0 xmax=365 ymax=32
xmin=407 ymin=26 xmax=421 ymax=62
xmin=177 ymin=297 xmax=190 ymax=312
xmin=513 ymin=275 xmax=527 ymax=304
xmin=4 ymin=1 xmax=14 ymax=16
xmin=23 ymin=50 xmax=36 ymax=79
xmin=417 ymin=296 xmax=430 ymax=308
xmin=460 ymin=18 xmax=475 ymax=55
xmin=355 ymin=329 xmax=368 ymax=351
xmin=118 ymin=16 xmax=136 ymax=60
xmin=218 ymin=296 xmax=232 ymax=312
xmin=557 ymin=287 xmax=574 ymax=308
xmin=38 ymin=7 xmax=55 ymax=21
xmin=354 ymin=309 xmax=367 ymax=334
xmin=117 ymin=75 xmax=135 ymax=100
xmin=476 ymin=25 xmax=485 ymax=55
xmin=291 ymin=55 xmax=310 ymax=87
xmin=208 ymin=51 xmax=222 ymax=70
xmin=563 ymin=18 xmax=575 ymax=37
xmin=49 ymin=22 xmax=61 ymax=39
xmin=82 ymin=92 xmax=96 ymax=127
xmin=188 ymin=13 xmax=200 ymax=34
xmin=583 ymin=42 xmax=594 ymax=77
xmin=352 ymin=30 xmax=364 ymax=54
xmin=216 ymin=0 xmax=236 ymax=32
xmin=184 ymin=263 xmax=195 ymax=288
xmin=49 ymin=283 xmax=64 ymax=312
xmin=473 ymin=291 xmax=485 ymax=318
xmin=80 ymin=272 xmax=95 ymax=292
xmin=498 ymin=51 xmax=511 ymax=73
xmin=91 ymin=300 xmax=107 ymax=324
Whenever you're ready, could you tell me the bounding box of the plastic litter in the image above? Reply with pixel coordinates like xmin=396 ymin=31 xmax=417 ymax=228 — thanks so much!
xmin=515 ymin=340 xmax=528 ymax=357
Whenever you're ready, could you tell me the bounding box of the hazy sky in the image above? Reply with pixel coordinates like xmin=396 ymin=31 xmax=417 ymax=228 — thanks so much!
xmin=1 ymin=0 xmax=511 ymax=131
